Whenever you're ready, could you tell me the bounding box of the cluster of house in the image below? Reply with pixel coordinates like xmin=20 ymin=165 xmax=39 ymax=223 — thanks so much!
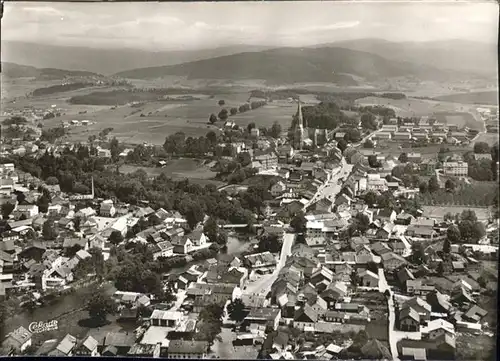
xmin=371 ymin=116 xmax=474 ymax=145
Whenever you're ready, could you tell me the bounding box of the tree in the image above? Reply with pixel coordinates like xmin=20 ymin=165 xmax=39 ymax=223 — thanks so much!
xmin=436 ymin=262 xmax=445 ymax=276
xmin=110 ymin=137 xmax=120 ymax=161
xmin=36 ymin=193 xmax=51 ymax=213
xmin=428 ymin=175 xmax=439 ymax=193
xmin=270 ymin=121 xmax=282 ymax=139
xmin=447 ymin=225 xmax=461 ymax=243
xmin=398 ymin=153 xmax=408 ymax=163
xmin=419 ymin=182 xmax=428 ymax=193
xmin=410 ymin=243 xmax=427 ymax=265
xmin=445 ymin=179 xmax=456 ymax=192
xmin=364 ymin=191 xmax=378 ymax=207
xmin=366 ymin=261 xmax=378 ymax=274
xmin=258 ymin=234 xmax=282 ymax=253
xmin=109 ymin=230 xmax=124 ymax=245
xmin=230 ymin=107 xmax=238 ymax=116
xmin=183 ymin=202 xmax=204 ymax=230
xmin=361 ymin=112 xmax=378 ymax=130
xmin=209 ymin=113 xmax=218 ymax=124
xmin=1 ymin=202 xmax=15 ymax=219
xmin=337 ymin=139 xmax=348 ymax=152
xmin=218 ymin=109 xmax=228 ymax=121
xmin=352 ymin=213 xmax=370 ymax=234
xmin=227 ymin=298 xmax=246 ymax=322
xmin=218 ymin=100 xmax=225 ymax=106
xmin=45 ymin=176 xmax=59 ymax=185
xmin=195 ymin=304 xmax=224 ymax=347
xmin=443 ymin=237 xmax=451 ymax=254
xmin=42 ymin=220 xmax=57 ymax=241
xmin=86 ymin=289 xmax=117 ymax=324
xmin=368 ymin=155 xmax=380 ymax=168
xmin=247 ymin=122 xmax=256 ymax=133
xmin=290 ymin=212 xmax=307 ymax=233
xmin=203 ymin=217 xmax=218 ymax=243
xmin=363 ymin=139 xmax=374 ymax=148
xmin=473 ymin=141 xmax=490 ymax=154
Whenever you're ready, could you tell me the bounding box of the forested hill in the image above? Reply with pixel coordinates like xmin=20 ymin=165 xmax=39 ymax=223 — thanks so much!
xmin=1 ymin=62 xmax=100 ymax=80
xmin=114 ymin=47 xmax=457 ymax=84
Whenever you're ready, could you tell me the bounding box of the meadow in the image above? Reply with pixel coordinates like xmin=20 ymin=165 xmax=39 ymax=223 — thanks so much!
xmin=119 ymin=159 xmax=223 ymax=186
xmin=355 ymin=95 xmax=484 ymax=130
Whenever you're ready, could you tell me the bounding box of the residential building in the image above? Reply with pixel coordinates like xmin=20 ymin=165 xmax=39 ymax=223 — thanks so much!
xmin=245 ymin=308 xmax=281 ymax=332
xmin=399 ymin=307 xmax=420 ymax=331
xmin=100 ymin=200 xmax=116 ymax=217
xmin=167 ymin=340 xmax=209 ymax=359
xmin=442 ymin=161 xmax=468 ymax=176
xmin=253 ymin=150 xmax=278 ymax=170
xmin=2 ymin=326 xmax=32 ymax=354
xmin=358 ymin=269 xmax=379 ymax=288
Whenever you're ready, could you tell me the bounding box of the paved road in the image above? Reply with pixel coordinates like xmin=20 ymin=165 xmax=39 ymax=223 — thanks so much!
xmin=306 ymin=158 xmax=353 ymax=207
xmin=378 ymin=268 xmax=400 ymax=361
xmin=242 ymin=232 xmax=295 ymax=297
xmin=169 ymin=290 xmax=187 ymax=311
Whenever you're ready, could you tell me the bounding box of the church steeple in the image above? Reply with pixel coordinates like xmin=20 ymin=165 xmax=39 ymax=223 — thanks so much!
xmin=297 ymin=97 xmax=304 ymax=129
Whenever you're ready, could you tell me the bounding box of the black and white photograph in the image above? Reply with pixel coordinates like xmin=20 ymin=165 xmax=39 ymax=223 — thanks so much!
xmin=0 ymin=1 xmax=498 ymax=359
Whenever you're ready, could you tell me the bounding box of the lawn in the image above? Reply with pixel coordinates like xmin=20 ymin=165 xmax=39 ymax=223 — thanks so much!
xmin=120 ymin=159 xmax=224 ymax=187
xmin=434 ymin=111 xmax=484 ymax=131
xmin=422 ymin=206 xmax=492 ymax=222
xmin=434 ymin=91 xmax=499 ymax=106
xmin=456 ymin=334 xmax=496 ymax=360
xmin=471 ymin=133 xmax=498 ymax=147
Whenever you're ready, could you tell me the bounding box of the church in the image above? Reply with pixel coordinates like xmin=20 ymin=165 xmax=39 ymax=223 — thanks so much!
xmin=291 ymin=98 xmax=334 ymax=150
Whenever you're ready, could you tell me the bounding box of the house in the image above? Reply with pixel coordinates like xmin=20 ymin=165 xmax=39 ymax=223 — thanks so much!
xmin=150 ymin=310 xmax=183 ymax=327
xmin=375 ymin=208 xmax=397 ymax=223
xmin=1 ymin=326 xmax=32 ymax=354
xmin=463 ymin=305 xmax=487 ymax=323
xmin=406 ymin=280 xmax=436 ymax=296
xmin=399 ymin=307 xmax=420 ymax=331
xmin=358 ymin=269 xmax=379 ymax=288
xmin=100 ymin=332 xmax=136 ymax=356
xmin=335 ymin=193 xmax=352 ymax=206
xmin=243 ymin=252 xmax=276 ymax=269
xmin=320 ymin=281 xmax=348 ymax=307
xmin=171 ymin=235 xmax=194 ymax=254
xmin=426 ymin=291 xmax=452 ymax=314
xmin=381 ymin=252 xmax=407 ymax=270
xmin=442 ymin=161 xmax=468 ymax=177
xmin=253 ymin=150 xmax=278 ymax=170
xmin=293 ymin=304 xmax=318 ymax=331
xmin=271 ymin=181 xmax=287 ymax=197
xmin=73 ymin=336 xmax=99 ymax=356
xmin=403 ymin=297 xmax=432 ymax=322
xmin=167 ymin=340 xmax=209 ymax=359
xmin=151 ymin=241 xmax=174 ymax=260
xmin=423 ymin=319 xmax=455 ymax=340
xmin=49 ymin=334 xmax=78 ymax=356
xmin=245 ymin=308 xmax=281 ymax=332
xmin=100 ymin=200 xmax=116 ymax=217
xmin=13 ymin=204 xmax=39 ymax=219
xmin=310 ymin=198 xmax=332 ymax=213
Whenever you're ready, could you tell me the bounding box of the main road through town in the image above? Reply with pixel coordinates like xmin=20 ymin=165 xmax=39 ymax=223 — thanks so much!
xmin=242 ymin=232 xmax=295 ymax=297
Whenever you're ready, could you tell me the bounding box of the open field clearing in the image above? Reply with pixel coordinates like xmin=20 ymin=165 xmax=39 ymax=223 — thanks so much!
xmin=355 ymin=96 xmax=484 ymax=129
xmin=434 ymin=111 xmax=484 ymax=131
xmin=470 ymin=132 xmax=498 ymax=146
xmin=119 ymin=158 xmax=223 ymax=186
xmin=434 ymin=90 xmax=499 ymax=106
xmin=422 ymin=206 xmax=492 ymax=221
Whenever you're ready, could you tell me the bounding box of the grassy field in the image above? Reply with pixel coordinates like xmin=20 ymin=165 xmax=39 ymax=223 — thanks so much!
xmin=355 ymin=96 xmax=484 ymax=130
xmin=471 ymin=132 xmax=498 ymax=146
xmin=24 ymin=87 xmax=303 ymax=145
xmin=422 ymin=206 xmax=492 ymax=221
xmin=120 ymin=158 xmax=223 ymax=186
xmin=434 ymin=90 xmax=499 ymax=106
xmin=434 ymin=111 xmax=484 ymax=131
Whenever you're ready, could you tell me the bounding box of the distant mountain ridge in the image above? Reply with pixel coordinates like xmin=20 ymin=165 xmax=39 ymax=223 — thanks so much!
xmin=1 ymin=62 xmax=100 ymax=80
xmin=323 ymin=38 xmax=497 ymax=76
xmin=1 ymin=41 xmax=274 ymax=75
xmin=113 ymin=46 xmax=466 ymax=84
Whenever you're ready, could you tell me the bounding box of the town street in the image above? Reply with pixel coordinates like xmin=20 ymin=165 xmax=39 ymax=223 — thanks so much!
xmin=378 ymin=268 xmax=400 ymax=361
xmin=306 ymin=158 xmax=353 ymax=207
xmin=242 ymin=232 xmax=295 ymax=297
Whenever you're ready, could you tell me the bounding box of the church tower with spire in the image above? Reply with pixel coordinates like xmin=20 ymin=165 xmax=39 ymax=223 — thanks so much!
xmin=293 ymin=97 xmax=309 ymax=150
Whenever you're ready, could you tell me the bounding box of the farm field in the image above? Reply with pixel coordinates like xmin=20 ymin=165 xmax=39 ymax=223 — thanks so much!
xmin=355 ymin=96 xmax=484 ymax=130
xmin=434 ymin=90 xmax=499 ymax=106
xmin=20 ymin=87 xmax=306 ymax=144
xmin=434 ymin=111 xmax=484 ymax=131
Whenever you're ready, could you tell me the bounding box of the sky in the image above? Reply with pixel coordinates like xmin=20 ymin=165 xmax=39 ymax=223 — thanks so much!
xmin=2 ymin=1 xmax=498 ymax=50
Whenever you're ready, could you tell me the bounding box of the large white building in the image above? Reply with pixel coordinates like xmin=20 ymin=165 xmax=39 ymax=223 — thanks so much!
xmin=442 ymin=161 xmax=468 ymax=177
